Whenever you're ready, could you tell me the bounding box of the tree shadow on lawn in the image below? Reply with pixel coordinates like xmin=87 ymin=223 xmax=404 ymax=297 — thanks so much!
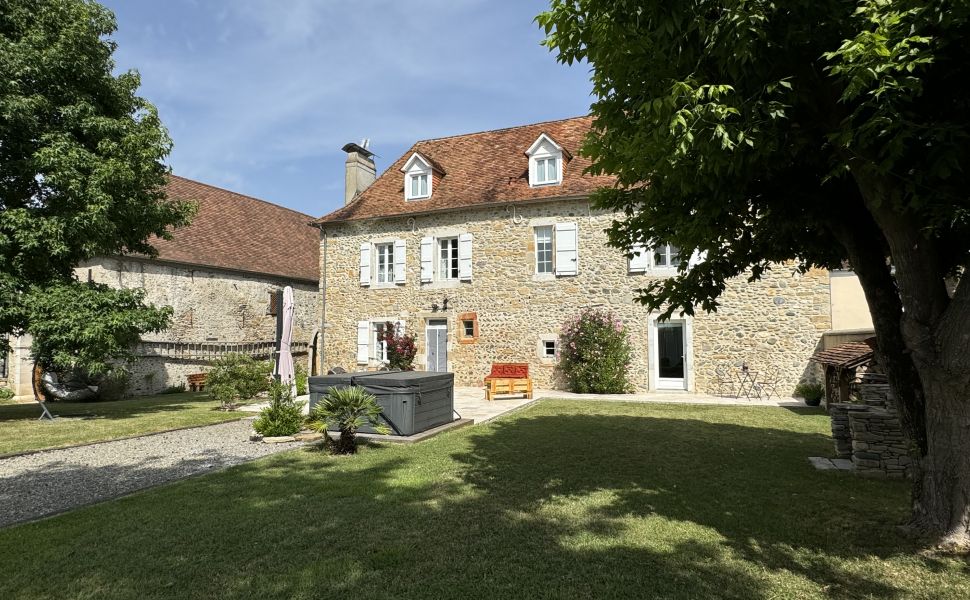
xmin=0 ymin=411 xmax=959 ymax=600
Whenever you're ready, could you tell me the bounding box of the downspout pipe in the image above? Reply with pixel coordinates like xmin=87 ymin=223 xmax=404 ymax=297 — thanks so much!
xmin=310 ymin=222 xmax=328 ymax=374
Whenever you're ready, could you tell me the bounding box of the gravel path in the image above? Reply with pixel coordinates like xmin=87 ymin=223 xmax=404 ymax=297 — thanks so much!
xmin=0 ymin=419 xmax=304 ymax=529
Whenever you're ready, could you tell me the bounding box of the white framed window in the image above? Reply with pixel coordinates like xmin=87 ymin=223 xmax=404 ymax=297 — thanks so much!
xmin=653 ymin=244 xmax=680 ymax=268
xmin=534 ymin=157 xmax=558 ymax=185
xmin=542 ymin=339 xmax=557 ymax=358
xmin=535 ymin=226 xmax=554 ymax=274
xmin=629 ymin=242 xmax=681 ymax=273
xmin=375 ymin=243 xmax=395 ymax=284
xmin=438 ymin=237 xmax=459 ymax=281
xmin=526 ymin=133 xmax=563 ymax=187
xmin=409 ymin=173 xmax=429 ymax=199
xmin=402 ymin=153 xmax=433 ymax=200
xmin=372 ymin=322 xmax=389 ymax=363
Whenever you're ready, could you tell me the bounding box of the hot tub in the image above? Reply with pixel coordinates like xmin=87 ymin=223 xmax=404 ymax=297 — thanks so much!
xmin=308 ymin=371 xmax=455 ymax=436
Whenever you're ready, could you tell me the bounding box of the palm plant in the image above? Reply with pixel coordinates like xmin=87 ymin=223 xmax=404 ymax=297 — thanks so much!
xmin=309 ymin=386 xmax=389 ymax=454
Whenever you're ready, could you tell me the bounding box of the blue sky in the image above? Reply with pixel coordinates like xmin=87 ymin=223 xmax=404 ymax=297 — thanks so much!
xmin=101 ymin=0 xmax=593 ymax=218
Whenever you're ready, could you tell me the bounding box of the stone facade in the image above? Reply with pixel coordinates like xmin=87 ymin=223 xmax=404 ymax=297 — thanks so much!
xmin=4 ymin=257 xmax=320 ymax=398
xmin=829 ymin=385 xmax=913 ymax=478
xmin=320 ymin=198 xmax=831 ymax=394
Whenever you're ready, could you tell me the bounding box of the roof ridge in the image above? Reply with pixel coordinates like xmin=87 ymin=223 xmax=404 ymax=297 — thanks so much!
xmin=413 ymin=114 xmax=591 ymax=145
xmin=167 ymin=174 xmax=315 ymax=220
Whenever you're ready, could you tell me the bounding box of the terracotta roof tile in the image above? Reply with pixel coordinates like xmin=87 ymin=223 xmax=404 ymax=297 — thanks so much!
xmin=315 ymin=116 xmax=616 ymax=223
xmin=809 ymin=342 xmax=874 ymax=369
xmin=149 ymin=175 xmax=319 ymax=282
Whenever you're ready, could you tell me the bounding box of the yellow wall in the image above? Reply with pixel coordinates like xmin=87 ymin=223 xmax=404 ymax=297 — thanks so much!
xmin=829 ymin=271 xmax=874 ymax=331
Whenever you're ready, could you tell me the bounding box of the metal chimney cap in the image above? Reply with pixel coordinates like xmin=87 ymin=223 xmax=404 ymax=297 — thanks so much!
xmin=341 ymin=142 xmax=374 ymax=158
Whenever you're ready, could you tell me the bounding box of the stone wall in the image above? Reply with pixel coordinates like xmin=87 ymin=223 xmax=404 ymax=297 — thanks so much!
xmin=320 ymin=198 xmax=831 ymax=393
xmin=829 ymin=385 xmax=912 ymax=479
xmin=3 ymin=258 xmax=321 ymax=398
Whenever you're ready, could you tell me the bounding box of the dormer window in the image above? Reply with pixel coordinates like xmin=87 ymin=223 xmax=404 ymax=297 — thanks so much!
xmin=526 ymin=133 xmax=565 ymax=187
xmin=401 ymin=153 xmax=439 ymax=201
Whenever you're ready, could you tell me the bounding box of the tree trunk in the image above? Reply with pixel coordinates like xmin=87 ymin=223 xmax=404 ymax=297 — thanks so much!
xmin=846 ymin=164 xmax=970 ymax=547
xmin=908 ymin=367 xmax=970 ymax=547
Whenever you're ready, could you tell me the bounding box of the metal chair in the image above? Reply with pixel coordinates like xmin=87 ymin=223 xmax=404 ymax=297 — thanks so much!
xmin=713 ymin=364 xmax=737 ymax=397
xmin=755 ymin=370 xmax=781 ymax=401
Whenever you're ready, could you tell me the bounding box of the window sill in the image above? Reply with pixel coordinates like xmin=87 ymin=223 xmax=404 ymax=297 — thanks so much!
xmin=370 ymin=283 xmax=402 ymax=289
xmin=458 ymin=338 xmax=478 ymax=345
xmin=422 ymin=279 xmax=463 ymax=289
xmin=529 ymin=181 xmax=562 ymax=188
xmin=532 ymin=273 xmax=556 ymax=282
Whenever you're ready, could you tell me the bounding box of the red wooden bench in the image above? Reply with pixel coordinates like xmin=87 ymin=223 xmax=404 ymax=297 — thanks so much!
xmin=187 ymin=373 xmax=207 ymax=392
xmin=484 ymin=363 xmax=533 ymax=401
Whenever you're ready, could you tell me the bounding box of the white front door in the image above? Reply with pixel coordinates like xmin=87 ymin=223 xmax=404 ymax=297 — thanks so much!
xmin=652 ymin=319 xmax=688 ymax=390
xmin=425 ymin=319 xmax=448 ymax=372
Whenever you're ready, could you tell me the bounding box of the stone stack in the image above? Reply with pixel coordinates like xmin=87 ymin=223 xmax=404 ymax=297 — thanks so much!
xmin=829 ymin=403 xmax=867 ymax=458
xmin=858 ymin=382 xmax=890 ymax=407
xmin=848 ymin=408 xmax=912 ymax=478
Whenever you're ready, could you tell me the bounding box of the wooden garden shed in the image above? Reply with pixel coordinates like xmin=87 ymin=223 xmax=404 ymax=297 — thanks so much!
xmin=809 ymin=340 xmax=875 ymax=408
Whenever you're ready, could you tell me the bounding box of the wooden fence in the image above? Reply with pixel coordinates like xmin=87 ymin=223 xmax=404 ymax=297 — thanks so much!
xmin=134 ymin=340 xmax=309 ymax=361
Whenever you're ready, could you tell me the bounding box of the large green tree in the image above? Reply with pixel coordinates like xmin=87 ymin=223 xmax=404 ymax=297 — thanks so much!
xmin=0 ymin=0 xmax=192 ymax=376
xmin=539 ymin=1 xmax=970 ymax=547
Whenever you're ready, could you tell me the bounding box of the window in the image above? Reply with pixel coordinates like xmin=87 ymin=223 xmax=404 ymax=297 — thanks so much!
xmin=376 ymin=243 xmax=395 ymax=284
xmin=402 ymin=153 xmax=434 ymax=200
xmin=526 ymin=134 xmax=564 ymax=187
xmin=458 ymin=312 xmax=479 ymax=344
xmin=409 ymin=173 xmax=428 ymax=199
xmin=438 ymin=237 xmax=459 ymax=281
xmin=535 ymin=226 xmax=553 ymax=274
xmin=0 ymin=337 xmax=7 ymax=379
xmin=535 ymin=157 xmax=558 ymax=185
xmin=653 ymin=244 xmax=680 ymax=268
xmin=542 ymin=339 xmax=557 ymax=358
xmin=372 ymin=322 xmax=388 ymax=363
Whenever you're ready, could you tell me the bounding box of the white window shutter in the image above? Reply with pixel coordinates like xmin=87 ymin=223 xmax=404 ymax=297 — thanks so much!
xmin=420 ymin=237 xmax=434 ymax=283
xmin=393 ymin=239 xmax=407 ymax=284
xmin=554 ymin=222 xmax=578 ymax=276
xmin=458 ymin=233 xmax=473 ymax=281
xmin=629 ymin=244 xmax=648 ymax=273
xmin=359 ymin=243 xmax=371 ymax=287
xmin=356 ymin=321 xmax=369 ymax=364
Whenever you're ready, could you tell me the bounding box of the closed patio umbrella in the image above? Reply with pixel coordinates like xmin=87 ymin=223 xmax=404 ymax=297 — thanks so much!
xmin=275 ymin=286 xmax=297 ymax=397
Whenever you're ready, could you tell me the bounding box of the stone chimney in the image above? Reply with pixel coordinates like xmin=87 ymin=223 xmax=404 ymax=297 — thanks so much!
xmin=342 ymin=140 xmax=376 ymax=205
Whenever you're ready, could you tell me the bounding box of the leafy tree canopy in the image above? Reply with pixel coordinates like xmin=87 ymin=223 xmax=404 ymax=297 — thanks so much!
xmin=0 ymin=0 xmax=194 ymax=372
xmin=539 ymin=0 xmax=970 ymax=545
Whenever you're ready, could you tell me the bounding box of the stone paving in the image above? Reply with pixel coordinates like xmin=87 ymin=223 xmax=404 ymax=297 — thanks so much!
xmin=808 ymin=456 xmax=855 ymax=471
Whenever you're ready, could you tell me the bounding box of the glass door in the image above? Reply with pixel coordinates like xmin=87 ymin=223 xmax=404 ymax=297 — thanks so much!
xmin=655 ymin=321 xmax=686 ymax=390
xmin=425 ymin=319 xmax=448 ymax=372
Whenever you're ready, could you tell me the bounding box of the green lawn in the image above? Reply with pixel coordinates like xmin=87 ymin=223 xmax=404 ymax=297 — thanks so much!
xmin=0 ymin=392 xmax=250 ymax=456
xmin=1 ymin=400 xmax=967 ymax=599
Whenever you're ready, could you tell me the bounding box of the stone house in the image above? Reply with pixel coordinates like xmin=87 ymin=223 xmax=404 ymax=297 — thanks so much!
xmin=2 ymin=176 xmax=320 ymax=399
xmin=313 ymin=117 xmax=872 ymax=394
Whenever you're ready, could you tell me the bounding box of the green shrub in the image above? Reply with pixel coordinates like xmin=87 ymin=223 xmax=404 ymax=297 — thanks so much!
xmin=0 ymin=387 xmax=14 ymax=401
xmin=308 ymin=386 xmax=389 ymax=454
xmin=557 ymin=308 xmax=633 ymax=394
xmin=381 ymin=322 xmax=417 ymax=371
xmin=96 ymin=367 xmax=130 ymax=401
xmin=794 ymin=382 xmax=825 ymax=406
xmin=253 ymin=381 xmax=305 ymax=437
xmin=207 ymin=354 xmax=271 ymax=410
xmin=295 ymin=362 xmax=308 ymax=396
xmin=160 ymin=383 xmax=187 ymax=395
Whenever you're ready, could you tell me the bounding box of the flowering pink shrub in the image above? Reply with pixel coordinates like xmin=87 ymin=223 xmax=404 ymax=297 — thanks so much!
xmin=381 ymin=322 xmax=417 ymax=370
xmin=557 ymin=309 xmax=633 ymax=393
